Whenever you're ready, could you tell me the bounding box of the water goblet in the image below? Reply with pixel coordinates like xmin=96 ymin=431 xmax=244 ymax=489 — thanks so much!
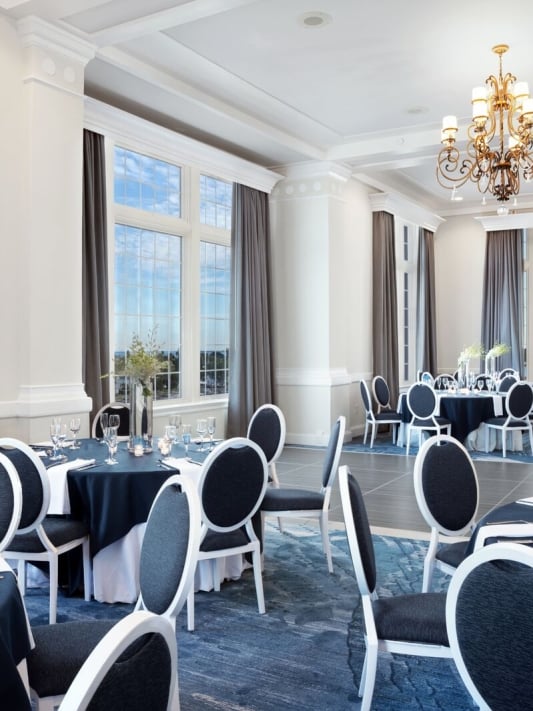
xmin=109 ymin=414 xmax=120 ymax=431
xmin=99 ymin=413 xmax=109 ymax=443
xmin=207 ymin=416 xmax=216 ymax=450
xmin=196 ymin=419 xmax=207 ymax=451
xmin=69 ymin=417 xmax=81 ymax=449
xmin=57 ymin=424 xmax=68 ymax=459
xmin=49 ymin=422 xmax=62 ymax=461
xmin=104 ymin=427 xmax=118 ymax=465
xmin=164 ymin=425 xmax=176 ymax=458
xmin=182 ymin=424 xmax=191 ymax=457
xmin=169 ymin=414 xmax=182 ymax=429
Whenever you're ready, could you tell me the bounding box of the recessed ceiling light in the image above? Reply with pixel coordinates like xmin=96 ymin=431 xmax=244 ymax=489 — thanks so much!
xmin=299 ymin=11 xmax=332 ymax=28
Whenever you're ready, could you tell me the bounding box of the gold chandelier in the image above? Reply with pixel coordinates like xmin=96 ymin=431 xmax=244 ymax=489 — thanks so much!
xmin=437 ymin=44 xmax=533 ymax=203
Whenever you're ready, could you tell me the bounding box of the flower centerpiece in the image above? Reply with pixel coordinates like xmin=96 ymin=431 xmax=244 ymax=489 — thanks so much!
xmin=457 ymin=344 xmax=484 ymax=388
xmin=485 ymin=342 xmax=510 ymax=376
xmin=109 ymin=328 xmax=165 ymax=452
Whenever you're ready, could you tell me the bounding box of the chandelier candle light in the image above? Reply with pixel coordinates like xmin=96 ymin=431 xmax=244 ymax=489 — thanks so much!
xmin=437 ymin=44 xmax=533 ymax=205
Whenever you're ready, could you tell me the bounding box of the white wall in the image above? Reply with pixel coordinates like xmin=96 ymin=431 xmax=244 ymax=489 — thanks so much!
xmin=434 ymin=216 xmax=487 ymax=373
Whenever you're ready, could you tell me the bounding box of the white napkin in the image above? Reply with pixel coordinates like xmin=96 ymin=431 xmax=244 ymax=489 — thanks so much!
xmin=163 ymin=457 xmax=204 ymax=482
xmin=47 ymin=458 xmax=95 ymax=515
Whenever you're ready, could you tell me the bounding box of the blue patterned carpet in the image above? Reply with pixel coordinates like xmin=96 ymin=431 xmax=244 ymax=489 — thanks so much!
xmin=24 ymin=527 xmax=476 ymax=710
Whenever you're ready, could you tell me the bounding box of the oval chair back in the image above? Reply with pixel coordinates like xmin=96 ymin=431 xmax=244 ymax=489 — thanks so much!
xmin=371 ymin=376 xmax=391 ymax=412
xmin=505 ymin=381 xmax=533 ymax=419
xmin=0 ymin=453 xmax=23 ymax=554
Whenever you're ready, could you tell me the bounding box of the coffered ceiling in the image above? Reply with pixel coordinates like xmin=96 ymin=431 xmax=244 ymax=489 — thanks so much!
xmin=3 ymin=0 xmax=533 ymax=217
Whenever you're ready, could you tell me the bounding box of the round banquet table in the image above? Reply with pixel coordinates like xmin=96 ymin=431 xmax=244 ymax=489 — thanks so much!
xmin=40 ymin=438 xmax=245 ymax=603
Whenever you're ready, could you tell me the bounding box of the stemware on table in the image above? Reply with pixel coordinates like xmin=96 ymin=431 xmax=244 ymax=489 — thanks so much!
xmin=69 ymin=417 xmax=81 ymax=449
xmin=207 ymin=416 xmax=216 ymax=450
xmin=196 ymin=419 xmax=207 ymax=451
xmin=103 ymin=427 xmax=118 ymax=465
xmin=182 ymin=424 xmax=191 ymax=456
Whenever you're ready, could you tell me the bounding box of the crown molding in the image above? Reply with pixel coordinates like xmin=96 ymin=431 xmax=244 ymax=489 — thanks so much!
xmin=17 ymin=15 xmax=95 ymax=66
xmin=369 ymin=192 xmax=444 ymax=231
xmin=84 ymin=97 xmax=282 ymax=194
xmin=475 ymin=212 xmax=533 ymax=231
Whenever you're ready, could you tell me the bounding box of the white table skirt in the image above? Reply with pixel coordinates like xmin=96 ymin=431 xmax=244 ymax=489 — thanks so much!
xmin=45 ymin=456 xmax=247 ymax=604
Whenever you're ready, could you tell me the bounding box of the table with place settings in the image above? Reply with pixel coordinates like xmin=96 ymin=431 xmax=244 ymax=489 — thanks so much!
xmin=42 ymin=439 xmax=245 ymax=604
xmin=396 ymin=390 xmax=523 ymax=452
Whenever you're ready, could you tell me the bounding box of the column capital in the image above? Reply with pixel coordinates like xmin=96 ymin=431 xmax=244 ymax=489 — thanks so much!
xmin=17 ymin=15 xmax=96 ymax=95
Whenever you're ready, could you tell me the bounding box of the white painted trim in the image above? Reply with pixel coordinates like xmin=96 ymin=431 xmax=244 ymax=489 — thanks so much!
xmin=3 ymin=384 xmax=93 ymax=418
xmin=17 ymin=16 xmax=96 ymax=65
xmin=84 ymin=97 xmax=282 ymax=194
xmin=276 ymin=368 xmax=352 ymax=387
xmin=476 ymin=212 xmax=533 ymax=231
xmin=274 ymin=161 xmax=352 ymax=182
xmin=369 ymin=192 xmax=444 ymax=231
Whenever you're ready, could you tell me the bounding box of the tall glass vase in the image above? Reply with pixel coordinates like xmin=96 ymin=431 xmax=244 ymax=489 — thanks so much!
xmin=128 ymin=378 xmax=154 ymax=452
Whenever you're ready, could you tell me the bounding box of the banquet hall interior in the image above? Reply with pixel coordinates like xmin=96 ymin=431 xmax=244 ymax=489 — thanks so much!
xmin=2 ymin=1 xmax=533 ymax=709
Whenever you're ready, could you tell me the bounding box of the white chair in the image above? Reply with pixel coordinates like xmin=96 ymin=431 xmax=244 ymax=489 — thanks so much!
xmin=484 ymin=380 xmax=533 ymax=457
xmin=371 ymin=375 xmax=394 ymax=413
xmin=260 ymin=416 xmax=345 ymax=573
xmin=91 ymin=402 xmax=130 ymax=441
xmin=360 ymin=380 xmax=401 ymax=448
xmin=58 ymin=611 xmax=178 ymax=711
xmin=405 ymin=383 xmax=451 ymax=455
xmin=28 ymin=474 xmax=200 ymax=711
xmin=339 ymin=466 xmax=451 ymax=711
xmin=1 ymin=437 xmax=91 ymax=624
xmin=0 ymin=452 xmax=23 ymax=558
xmin=187 ymin=438 xmax=268 ymax=631
xmin=446 ymin=542 xmax=533 ymax=711
xmin=413 ymin=435 xmax=479 ymax=592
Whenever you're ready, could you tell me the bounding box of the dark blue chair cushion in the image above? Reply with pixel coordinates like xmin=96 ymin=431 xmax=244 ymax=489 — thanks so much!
xmin=261 ymin=488 xmax=324 ymax=512
xmin=248 ymin=408 xmax=281 ymax=463
xmin=436 ymin=540 xmax=469 ymax=568
xmin=9 ymin=517 xmax=88 ymax=553
xmin=0 ymin=448 xmax=43 ymax=528
xmin=373 ymin=592 xmax=448 ymax=645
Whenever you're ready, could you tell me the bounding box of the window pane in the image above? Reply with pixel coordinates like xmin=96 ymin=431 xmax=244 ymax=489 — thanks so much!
xmin=114 ymin=147 xmax=181 ymax=218
xmin=199 ymin=240 xmax=231 ymax=395
xmin=200 ymin=174 xmax=232 ymax=229
xmin=114 ymin=224 xmax=182 ymax=401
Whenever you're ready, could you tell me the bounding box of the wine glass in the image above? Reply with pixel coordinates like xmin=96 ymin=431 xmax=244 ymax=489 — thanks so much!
xmin=57 ymin=424 xmax=68 ymax=459
xmin=182 ymin=424 xmax=191 ymax=457
xmin=164 ymin=425 xmax=176 ymax=458
xmin=99 ymin=413 xmax=109 ymax=443
xmin=207 ymin=416 xmax=216 ymax=450
xmin=169 ymin=413 xmax=182 ymax=430
xmin=109 ymin=414 xmax=120 ymax=431
xmin=49 ymin=422 xmax=63 ymax=461
xmin=104 ymin=427 xmax=118 ymax=465
xmin=69 ymin=417 xmax=81 ymax=449
xmin=196 ymin=419 xmax=207 ymax=451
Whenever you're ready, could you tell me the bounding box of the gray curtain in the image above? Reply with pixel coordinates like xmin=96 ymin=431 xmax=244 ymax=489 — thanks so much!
xmin=372 ymin=211 xmax=399 ymax=406
xmin=82 ymin=129 xmax=110 ymax=421
xmin=226 ymin=183 xmax=274 ymax=436
xmin=481 ymin=229 xmax=523 ymax=374
xmin=416 ymin=227 xmax=437 ymax=374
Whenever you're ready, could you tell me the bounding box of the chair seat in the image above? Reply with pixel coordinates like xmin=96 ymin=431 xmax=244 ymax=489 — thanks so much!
xmin=261 ymin=488 xmax=324 ymax=512
xmin=485 ymin=417 xmax=530 ymax=428
xmin=201 ymin=528 xmax=251 ymax=552
xmin=9 ymin=517 xmax=89 ymax=553
xmin=411 ymin=416 xmax=450 ymax=428
xmin=370 ymin=412 xmax=402 ymax=423
xmin=28 ymin=620 xmax=114 ymax=697
xmin=436 ymin=540 xmax=469 ymax=568
xmin=372 ymin=592 xmax=448 ymax=645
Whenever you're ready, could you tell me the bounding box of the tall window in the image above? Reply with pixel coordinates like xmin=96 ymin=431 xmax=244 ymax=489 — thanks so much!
xmin=396 ymin=219 xmax=418 ymax=387
xmin=110 ymin=148 xmax=231 ymax=404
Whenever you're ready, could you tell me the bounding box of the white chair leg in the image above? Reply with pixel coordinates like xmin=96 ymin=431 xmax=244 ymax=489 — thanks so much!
xmin=363 ymin=420 xmax=369 ymax=444
xmin=251 ymin=545 xmax=265 ymax=615
xmin=320 ymin=512 xmax=333 ymax=573
xmin=369 ymin=423 xmax=376 ymax=448
xmin=186 ymin=589 xmax=195 ymax=632
xmin=406 ymin=426 xmax=411 ymax=455
xmin=502 ymin=429 xmax=507 ymax=458
xmin=17 ymin=560 xmax=26 ymax=596
xmin=360 ymin=644 xmax=378 ymax=711
xmin=213 ymin=559 xmax=221 ymax=592
xmin=49 ymin=556 xmax=58 ymax=624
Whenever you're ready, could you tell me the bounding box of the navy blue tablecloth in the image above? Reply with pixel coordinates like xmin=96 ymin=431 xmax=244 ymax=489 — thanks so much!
xmin=60 ymin=439 xmax=177 ymax=556
xmin=399 ymin=392 xmax=496 ymax=442
xmin=0 ymin=570 xmax=32 ymax=710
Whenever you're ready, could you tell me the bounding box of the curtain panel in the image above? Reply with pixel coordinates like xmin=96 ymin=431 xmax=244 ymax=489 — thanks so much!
xmin=226 ymin=184 xmax=274 ymax=437
xmin=416 ymin=228 xmax=437 ymax=375
xmin=82 ymin=129 xmax=110 ymax=421
xmin=372 ymin=211 xmax=399 ymax=407
xmin=481 ymin=229 xmax=523 ymax=375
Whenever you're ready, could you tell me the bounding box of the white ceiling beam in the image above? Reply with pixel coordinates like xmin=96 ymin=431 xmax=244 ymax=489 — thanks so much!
xmin=90 ymin=0 xmax=260 ymax=47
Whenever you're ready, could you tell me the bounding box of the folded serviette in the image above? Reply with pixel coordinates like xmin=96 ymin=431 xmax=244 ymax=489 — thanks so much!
xmin=163 ymin=457 xmax=204 ymax=481
xmin=47 ymin=458 xmax=95 ymax=515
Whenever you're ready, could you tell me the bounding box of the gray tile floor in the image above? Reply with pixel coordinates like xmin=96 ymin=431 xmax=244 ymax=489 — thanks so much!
xmin=276 ymin=442 xmax=533 ymax=538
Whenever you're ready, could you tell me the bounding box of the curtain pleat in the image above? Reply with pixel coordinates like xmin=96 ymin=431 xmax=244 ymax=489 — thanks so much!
xmin=416 ymin=227 xmax=437 ymax=374
xmin=481 ymin=229 xmax=523 ymax=374
xmin=226 ymin=184 xmax=274 ymax=436
xmin=82 ymin=129 xmax=110 ymax=421
xmin=372 ymin=211 xmax=399 ymax=406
